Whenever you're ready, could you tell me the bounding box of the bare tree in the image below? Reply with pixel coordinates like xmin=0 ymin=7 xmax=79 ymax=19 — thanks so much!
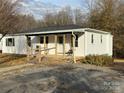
xmin=42 ymin=6 xmax=74 ymax=27
xmin=85 ymin=0 xmax=124 ymax=34
xmin=56 ymin=7 xmax=73 ymax=26
xmin=0 ymin=0 xmax=21 ymax=40
xmin=17 ymin=14 xmax=40 ymax=31
xmin=42 ymin=12 xmax=57 ymax=27
xmin=73 ymin=9 xmax=85 ymax=26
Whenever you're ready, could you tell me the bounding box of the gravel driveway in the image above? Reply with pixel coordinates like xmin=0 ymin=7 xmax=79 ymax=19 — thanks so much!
xmin=0 ymin=64 xmax=123 ymax=93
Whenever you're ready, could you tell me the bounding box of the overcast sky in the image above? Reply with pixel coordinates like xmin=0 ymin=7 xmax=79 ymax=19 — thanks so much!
xmin=19 ymin=0 xmax=87 ymax=19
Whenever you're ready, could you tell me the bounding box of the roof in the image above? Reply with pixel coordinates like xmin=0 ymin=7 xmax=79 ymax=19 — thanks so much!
xmin=11 ymin=25 xmax=111 ymax=35
xmin=19 ymin=25 xmax=82 ymax=33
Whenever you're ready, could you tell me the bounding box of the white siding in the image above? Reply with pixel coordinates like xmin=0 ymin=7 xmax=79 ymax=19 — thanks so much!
xmin=75 ymin=33 xmax=85 ymax=56
xmin=0 ymin=34 xmax=2 ymax=50
xmin=2 ymin=35 xmax=27 ymax=54
xmin=85 ymin=31 xmax=113 ymax=56
xmin=107 ymin=34 xmax=113 ymax=56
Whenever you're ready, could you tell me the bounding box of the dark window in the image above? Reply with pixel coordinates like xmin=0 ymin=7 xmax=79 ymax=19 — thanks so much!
xmin=71 ymin=35 xmax=78 ymax=47
xmin=27 ymin=37 xmax=31 ymax=47
xmin=75 ymin=35 xmax=78 ymax=47
xmin=101 ymin=35 xmax=102 ymax=43
xmin=91 ymin=34 xmax=94 ymax=44
xmin=46 ymin=36 xmax=49 ymax=44
xmin=40 ymin=37 xmax=44 ymax=44
xmin=6 ymin=38 xmax=15 ymax=46
xmin=58 ymin=36 xmax=63 ymax=44
xmin=40 ymin=36 xmax=49 ymax=44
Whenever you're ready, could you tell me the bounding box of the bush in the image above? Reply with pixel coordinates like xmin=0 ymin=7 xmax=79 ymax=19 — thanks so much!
xmin=81 ymin=55 xmax=114 ymax=66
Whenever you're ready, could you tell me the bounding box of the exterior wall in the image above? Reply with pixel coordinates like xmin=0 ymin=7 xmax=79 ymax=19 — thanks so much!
xmin=75 ymin=33 xmax=85 ymax=56
xmin=107 ymin=34 xmax=113 ymax=56
xmin=0 ymin=34 xmax=2 ymax=50
xmin=2 ymin=35 xmax=27 ymax=54
xmin=84 ymin=31 xmax=113 ymax=56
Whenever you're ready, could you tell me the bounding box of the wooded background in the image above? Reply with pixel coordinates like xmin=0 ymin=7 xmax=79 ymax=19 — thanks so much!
xmin=0 ymin=0 xmax=124 ymax=58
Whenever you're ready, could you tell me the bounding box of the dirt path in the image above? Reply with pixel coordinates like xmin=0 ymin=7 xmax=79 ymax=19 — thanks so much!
xmin=0 ymin=64 xmax=123 ymax=93
xmin=0 ymin=64 xmax=33 ymax=73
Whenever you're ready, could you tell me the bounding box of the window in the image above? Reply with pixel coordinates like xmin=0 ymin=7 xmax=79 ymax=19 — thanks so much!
xmin=6 ymin=38 xmax=15 ymax=46
xmin=75 ymin=35 xmax=78 ymax=47
xmin=40 ymin=36 xmax=49 ymax=44
xmin=91 ymin=34 xmax=94 ymax=44
xmin=58 ymin=36 xmax=63 ymax=44
xmin=27 ymin=37 xmax=31 ymax=47
xmin=40 ymin=37 xmax=44 ymax=44
xmin=101 ymin=35 xmax=103 ymax=43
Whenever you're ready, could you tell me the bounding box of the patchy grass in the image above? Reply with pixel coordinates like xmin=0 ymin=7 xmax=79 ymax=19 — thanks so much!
xmin=114 ymin=59 xmax=124 ymax=62
xmin=0 ymin=54 xmax=67 ymax=68
xmin=0 ymin=53 xmax=124 ymax=75
xmin=109 ymin=59 xmax=124 ymax=74
xmin=0 ymin=53 xmax=27 ymax=68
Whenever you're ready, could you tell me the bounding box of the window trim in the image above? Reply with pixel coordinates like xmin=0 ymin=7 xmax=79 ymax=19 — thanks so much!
xmin=6 ymin=38 xmax=15 ymax=47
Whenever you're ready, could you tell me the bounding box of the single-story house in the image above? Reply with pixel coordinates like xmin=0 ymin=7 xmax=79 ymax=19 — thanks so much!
xmin=0 ymin=25 xmax=113 ymax=57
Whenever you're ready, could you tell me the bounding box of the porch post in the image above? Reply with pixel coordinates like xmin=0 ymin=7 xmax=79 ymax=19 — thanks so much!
xmin=72 ymin=32 xmax=76 ymax=63
xmin=63 ymin=34 xmax=66 ymax=57
xmin=44 ymin=36 xmax=46 ymax=55
xmin=55 ymin=35 xmax=57 ymax=56
xmin=26 ymin=36 xmax=30 ymax=61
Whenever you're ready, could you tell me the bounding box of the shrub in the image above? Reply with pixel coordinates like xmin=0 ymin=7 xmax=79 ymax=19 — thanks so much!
xmin=81 ymin=55 xmax=113 ymax=66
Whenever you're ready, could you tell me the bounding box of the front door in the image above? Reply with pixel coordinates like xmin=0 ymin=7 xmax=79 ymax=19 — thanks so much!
xmin=58 ymin=36 xmax=63 ymax=54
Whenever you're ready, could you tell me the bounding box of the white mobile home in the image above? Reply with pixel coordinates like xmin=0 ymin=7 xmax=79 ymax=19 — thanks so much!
xmin=0 ymin=26 xmax=113 ymax=57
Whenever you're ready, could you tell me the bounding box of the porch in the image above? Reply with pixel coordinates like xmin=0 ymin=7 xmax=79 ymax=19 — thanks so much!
xmin=26 ymin=32 xmax=79 ymax=63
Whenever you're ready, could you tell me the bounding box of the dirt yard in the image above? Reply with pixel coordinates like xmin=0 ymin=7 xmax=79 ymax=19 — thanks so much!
xmin=0 ymin=64 xmax=123 ymax=93
xmin=0 ymin=54 xmax=124 ymax=93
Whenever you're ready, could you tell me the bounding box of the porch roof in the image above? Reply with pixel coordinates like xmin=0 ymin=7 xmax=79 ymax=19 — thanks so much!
xmin=17 ymin=25 xmax=85 ymax=35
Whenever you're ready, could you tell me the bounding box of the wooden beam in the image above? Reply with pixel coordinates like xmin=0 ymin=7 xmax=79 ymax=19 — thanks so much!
xmin=44 ymin=36 xmax=46 ymax=55
xmin=63 ymin=34 xmax=66 ymax=57
xmin=38 ymin=46 xmax=41 ymax=63
xmin=26 ymin=36 xmax=30 ymax=61
xmin=55 ymin=35 xmax=58 ymax=56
